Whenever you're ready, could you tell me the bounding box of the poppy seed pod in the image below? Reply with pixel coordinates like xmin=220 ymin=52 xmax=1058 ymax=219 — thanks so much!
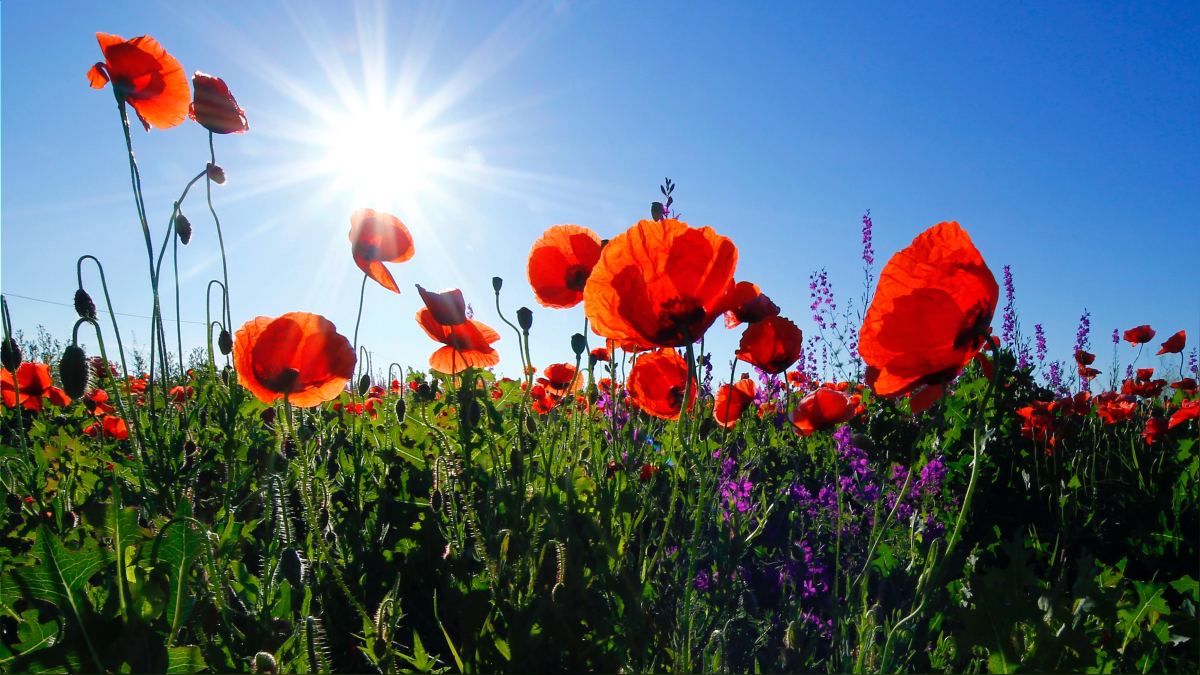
xmin=357 ymin=374 xmax=370 ymax=396
xmin=394 ymin=397 xmax=406 ymax=423
xmin=651 ymin=201 xmax=665 ymax=220
xmin=207 ymin=162 xmax=226 ymax=185
xmin=175 ymin=213 xmax=193 ymax=245
xmin=492 ymin=276 xmax=503 ymax=292
xmin=517 ymin=307 xmax=533 ymax=332
xmin=571 ymin=333 xmax=587 ymax=358
xmin=74 ymin=289 xmax=97 ymax=320
xmin=1 ymin=338 xmax=21 ymax=371
xmin=218 ymin=329 xmax=233 ymax=355
xmin=60 ymin=345 xmax=90 ymax=400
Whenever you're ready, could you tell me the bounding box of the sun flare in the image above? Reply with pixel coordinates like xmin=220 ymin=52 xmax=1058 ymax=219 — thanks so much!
xmin=321 ymin=105 xmax=436 ymax=208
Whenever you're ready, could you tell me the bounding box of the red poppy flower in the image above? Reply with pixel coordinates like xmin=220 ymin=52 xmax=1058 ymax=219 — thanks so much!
xmin=416 ymin=308 xmax=500 ymax=375
xmin=527 ymin=224 xmax=603 ymax=309
xmin=1142 ymin=417 xmax=1168 ymax=445
xmin=791 ymin=387 xmax=858 ymax=436
xmin=1075 ymin=350 xmax=1096 ymax=366
xmin=713 ymin=377 xmax=757 ymax=428
xmin=538 ymin=363 xmax=581 ymax=397
xmin=1136 ymin=368 xmax=1154 ymax=381
xmin=723 ymin=281 xmax=780 ymax=328
xmin=590 ymin=347 xmax=611 ymax=363
xmin=189 ymin=72 xmax=248 ymax=134
xmin=584 ymin=218 xmax=738 ymax=348
xmin=234 ymin=312 xmax=357 ymax=407
xmin=1017 ymin=401 xmax=1061 ymax=449
xmin=626 ymin=348 xmax=697 ymax=420
xmin=2 ymin=363 xmax=71 ymax=412
xmin=84 ymin=388 xmax=116 ymax=416
xmin=1123 ymin=325 xmax=1156 ymax=345
xmin=99 ymin=415 xmax=129 ymax=441
xmin=1169 ymin=400 xmax=1198 ymax=429
xmin=1171 ymin=378 xmax=1197 ymax=393
xmin=349 ymin=209 xmax=415 ymax=293
xmin=859 ymin=221 xmax=998 ymax=412
xmin=1095 ymin=394 xmax=1138 ymax=425
xmin=735 ymin=316 xmax=803 ymax=374
xmin=416 ymin=285 xmax=467 ymax=326
xmin=1157 ymin=330 xmax=1186 ymax=355
xmin=87 ymin=33 xmax=189 ymax=131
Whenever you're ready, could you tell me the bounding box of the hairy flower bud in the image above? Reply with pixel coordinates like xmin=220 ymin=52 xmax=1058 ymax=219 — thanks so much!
xmin=394 ymin=397 xmax=406 ymax=423
xmin=251 ymin=651 xmax=276 ymax=674
xmin=0 ymin=338 xmax=21 ymax=371
xmin=218 ymin=329 xmax=233 ymax=356
xmin=74 ymin=289 xmax=97 ymax=320
xmin=175 ymin=213 xmax=193 ymax=245
xmin=60 ymin=344 xmax=89 ymax=399
xmin=280 ymin=548 xmax=305 ymax=588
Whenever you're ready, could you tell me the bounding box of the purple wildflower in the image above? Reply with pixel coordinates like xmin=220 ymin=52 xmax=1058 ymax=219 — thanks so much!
xmin=1074 ymin=309 xmax=1092 ymax=355
xmin=1034 ymin=323 xmax=1047 ymax=363
xmin=1001 ymin=265 xmax=1016 ymax=346
xmin=809 ymin=268 xmax=836 ymax=331
xmin=861 ymin=210 xmax=875 ymax=267
xmin=1112 ymin=328 xmax=1120 ymax=345
xmin=1190 ymin=348 xmax=1198 ymax=377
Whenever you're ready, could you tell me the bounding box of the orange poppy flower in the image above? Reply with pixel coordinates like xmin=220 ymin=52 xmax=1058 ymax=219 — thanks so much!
xmin=590 ymin=346 xmax=611 ymax=363
xmin=416 ymin=308 xmax=500 ymax=375
xmin=723 ymin=281 xmax=780 ymax=328
xmin=1157 ymin=330 xmax=1186 ymax=355
xmin=527 ymin=224 xmax=603 ymax=309
xmin=416 ymin=285 xmax=467 ymax=326
xmin=2 ymin=363 xmax=71 ymax=412
xmin=234 ymin=312 xmax=356 ymax=407
xmin=1123 ymin=325 xmax=1156 ymax=345
xmin=626 ymin=348 xmax=696 ymax=420
xmin=190 ymin=72 xmax=248 ymax=134
xmin=584 ymin=218 xmax=737 ymax=348
xmin=713 ymin=377 xmax=757 ymax=428
xmin=349 ymin=209 xmax=415 ymax=293
xmin=87 ymin=33 xmax=189 ymax=131
xmin=791 ymin=387 xmax=858 ymax=436
xmin=735 ymin=315 xmax=803 ymax=374
xmin=859 ymin=221 xmax=998 ymax=412
xmin=538 ymin=363 xmax=582 ymax=397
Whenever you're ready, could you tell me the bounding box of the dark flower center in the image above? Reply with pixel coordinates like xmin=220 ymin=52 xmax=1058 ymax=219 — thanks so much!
xmin=263 ymin=367 xmax=301 ymax=394
xmin=565 ymin=265 xmax=590 ymax=292
xmin=657 ymin=296 xmax=707 ymax=343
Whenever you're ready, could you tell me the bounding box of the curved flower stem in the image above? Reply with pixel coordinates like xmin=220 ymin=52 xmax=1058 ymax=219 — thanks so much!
xmin=205 ymin=279 xmax=228 ymax=369
xmin=207 ymin=132 xmax=233 ymax=330
xmin=493 ymin=290 xmax=528 ymax=379
xmin=173 ymin=231 xmax=183 ymax=374
xmin=0 ymin=296 xmax=28 ymax=453
xmin=351 ymin=272 xmax=369 ymax=377
xmin=77 ymin=256 xmax=131 ymax=383
xmin=80 ymin=318 xmax=148 ymax=497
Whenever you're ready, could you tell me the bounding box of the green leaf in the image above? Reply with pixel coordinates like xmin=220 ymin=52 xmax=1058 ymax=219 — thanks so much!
xmin=1170 ymin=575 xmax=1199 ymax=602
xmin=105 ymin=482 xmax=140 ymax=623
xmin=152 ymin=501 xmax=204 ymax=646
xmin=165 ymin=646 xmax=207 ymax=674
xmin=987 ymin=650 xmax=1018 ymax=673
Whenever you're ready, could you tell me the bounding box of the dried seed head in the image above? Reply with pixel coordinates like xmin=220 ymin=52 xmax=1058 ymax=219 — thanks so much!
xmin=207 ymin=162 xmax=226 ymax=185
xmin=60 ymin=344 xmax=89 ymax=399
xmin=74 ymin=289 xmax=97 ymax=320
xmin=176 ymin=213 xmax=193 ymax=245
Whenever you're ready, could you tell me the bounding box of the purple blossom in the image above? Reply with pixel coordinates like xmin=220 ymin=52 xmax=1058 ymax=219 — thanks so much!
xmin=693 ymin=570 xmax=712 ymax=591
xmin=861 ymin=210 xmax=875 ymax=267
xmin=1034 ymin=323 xmax=1047 ymax=363
xmin=916 ymin=456 xmax=947 ymax=496
xmin=1112 ymin=328 xmax=1120 ymax=345
xmin=1074 ymin=309 xmax=1092 ymax=355
xmin=1001 ymin=265 xmax=1016 ymax=346
xmin=466 ymin=303 xmax=474 ymax=320
xmin=1190 ymin=348 xmax=1198 ymax=377
xmin=809 ymin=268 xmax=837 ymax=331
xmin=1048 ymin=361 xmax=1065 ymax=394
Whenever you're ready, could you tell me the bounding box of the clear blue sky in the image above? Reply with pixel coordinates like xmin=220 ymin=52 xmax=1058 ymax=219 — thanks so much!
xmin=3 ymin=1 xmax=1197 ymax=381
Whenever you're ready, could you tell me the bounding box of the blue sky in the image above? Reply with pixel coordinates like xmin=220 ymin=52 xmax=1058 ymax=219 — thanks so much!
xmin=2 ymin=1 xmax=1197 ymax=381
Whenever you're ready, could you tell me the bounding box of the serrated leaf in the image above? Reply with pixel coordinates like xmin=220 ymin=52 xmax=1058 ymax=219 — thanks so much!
xmin=165 ymin=645 xmax=207 ymax=674
xmin=152 ymin=501 xmax=204 ymax=646
xmin=1170 ymin=575 xmax=1199 ymax=602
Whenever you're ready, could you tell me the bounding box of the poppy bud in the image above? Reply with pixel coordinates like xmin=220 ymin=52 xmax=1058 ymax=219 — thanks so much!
xmin=207 ymin=162 xmax=226 ymax=185
xmin=357 ymin=374 xmax=370 ymax=397
xmin=280 ymin=548 xmax=305 ymax=587
xmin=651 ymin=201 xmax=665 ymax=221
xmin=60 ymin=345 xmax=89 ymax=399
xmin=571 ymin=333 xmax=587 ymax=358
xmin=394 ymin=397 xmax=406 ymax=422
xmin=517 ymin=307 xmax=533 ymax=332
xmin=1 ymin=337 xmax=22 ymax=371
xmin=252 ymin=651 xmax=276 ymax=674
xmin=260 ymin=407 xmax=276 ymax=428
xmin=218 ymin=329 xmax=233 ymax=355
xmin=74 ymin=289 xmax=97 ymax=320
xmin=176 ymin=213 xmax=193 ymax=245
xmin=492 ymin=276 xmax=503 ymax=292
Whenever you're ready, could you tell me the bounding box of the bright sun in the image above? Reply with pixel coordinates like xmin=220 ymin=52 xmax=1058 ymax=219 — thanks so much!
xmin=321 ymin=105 xmax=437 ymax=208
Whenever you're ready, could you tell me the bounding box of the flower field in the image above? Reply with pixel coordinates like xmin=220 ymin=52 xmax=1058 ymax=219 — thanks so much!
xmin=1 ymin=30 xmax=1198 ymax=675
